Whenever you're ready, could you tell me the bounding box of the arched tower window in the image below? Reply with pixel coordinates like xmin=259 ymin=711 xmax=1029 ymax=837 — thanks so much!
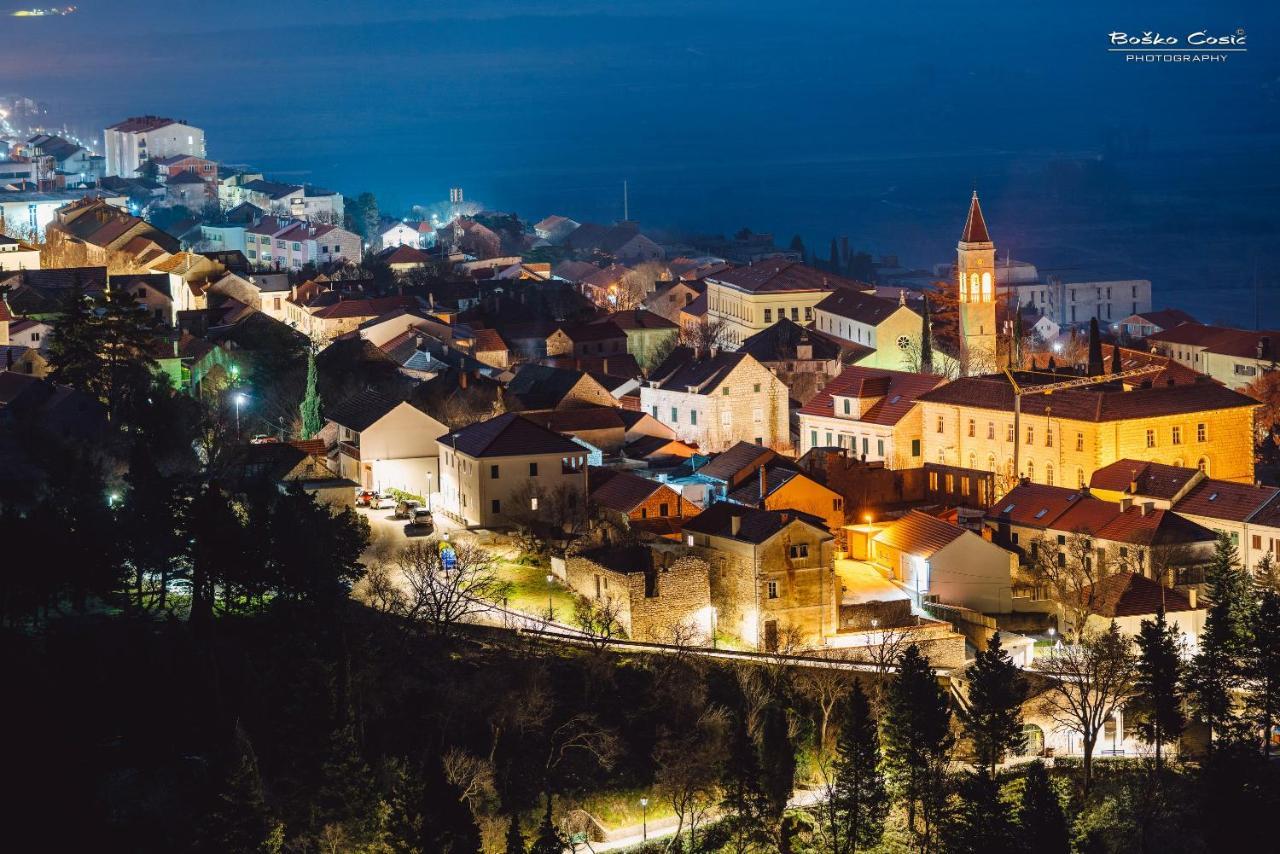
xmin=988 ymin=454 xmax=996 ymax=472
xmin=958 ymin=271 xmax=967 ymax=303
xmin=1026 ymin=460 xmax=1035 ymax=482
xmin=1046 ymin=463 xmax=1054 ymax=486
xmin=969 ymin=272 xmax=980 ymax=303
xmin=981 ymin=271 xmax=993 ymax=302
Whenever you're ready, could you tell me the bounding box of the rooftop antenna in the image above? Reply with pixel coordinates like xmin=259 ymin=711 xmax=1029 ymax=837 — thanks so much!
xmin=623 ymin=180 xmax=629 ymax=222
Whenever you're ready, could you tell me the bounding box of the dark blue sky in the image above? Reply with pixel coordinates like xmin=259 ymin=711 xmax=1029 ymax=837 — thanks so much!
xmin=3 ymin=0 xmax=1278 ymax=324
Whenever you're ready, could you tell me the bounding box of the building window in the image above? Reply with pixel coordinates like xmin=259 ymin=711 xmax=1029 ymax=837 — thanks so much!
xmin=1172 ymin=426 xmax=1182 ymax=445
xmin=877 ymin=438 xmax=885 ymax=457
xmin=968 ymin=418 xmax=975 ymax=437
xmin=672 ymin=407 xmax=679 ymax=423
xmin=1146 ymin=429 xmax=1156 ymax=448
xmin=789 ymin=544 xmax=809 ymax=559
xmin=969 ymin=452 xmax=976 ymax=469
xmin=764 ymin=308 xmax=772 ymax=323
xmin=529 ymin=462 xmax=538 ymax=476
xmin=1026 ymin=426 xmax=1034 ymax=445
xmin=1027 ymin=460 xmax=1035 ymax=481
xmin=531 ymin=497 xmax=539 ymax=510
xmin=804 ymin=306 xmax=812 ymax=321
xmin=1046 ymin=428 xmax=1054 ymax=448
xmin=659 ymin=502 xmax=669 ymax=516
xmin=911 ymin=439 xmax=921 ymax=457
xmin=767 ymin=580 xmax=779 ymax=599
xmin=937 ymin=415 xmax=944 ymax=433
xmin=754 ymin=383 xmax=761 ymax=393
xmin=811 ymin=430 xmax=818 ymax=447
xmin=1078 ymin=468 xmax=1085 ymax=488
xmin=843 ymin=399 xmax=851 ymax=415
xmin=491 ymin=499 xmax=501 ymax=513
xmin=834 ymin=498 xmax=843 ymax=511
xmin=1253 ymin=535 xmax=1263 ymax=550
xmin=1076 ymin=432 xmax=1084 ymax=452
xmin=723 ymin=386 xmax=731 ymax=395
xmin=1197 ymin=423 xmax=1207 ymax=442
xmin=1046 ymin=464 xmax=1054 ymax=486
xmin=1007 ymin=423 xmax=1015 ymax=442
xmin=652 ymin=405 xmax=658 ymax=418
xmin=1198 ymin=457 xmax=1209 ymax=474
xmin=987 ymin=422 xmax=995 ymax=440
xmin=690 ymin=410 xmax=697 ymax=425
xmin=490 ymin=464 xmax=500 ymax=479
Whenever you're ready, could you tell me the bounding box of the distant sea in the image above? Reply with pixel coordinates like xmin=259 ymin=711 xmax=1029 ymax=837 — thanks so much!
xmin=4 ymin=1 xmax=1279 ymax=326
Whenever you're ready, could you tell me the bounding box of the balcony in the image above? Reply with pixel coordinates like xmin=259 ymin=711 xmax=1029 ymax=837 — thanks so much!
xmin=338 ymin=440 xmax=360 ymax=461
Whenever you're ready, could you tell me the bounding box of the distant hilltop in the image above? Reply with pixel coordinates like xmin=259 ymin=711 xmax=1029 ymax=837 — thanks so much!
xmin=10 ymin=5 xmax=77 ymax=16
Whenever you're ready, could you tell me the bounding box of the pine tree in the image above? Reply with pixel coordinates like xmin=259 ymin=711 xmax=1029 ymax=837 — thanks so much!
xmin=920 ymin=295 xmax=933 ymax=374
xmin=829 ymin=680 xmax=887 ymax=853
xmin=198 ymin=722 xmax=282 ymax=853
xmin=504 ymin=812 xmax=527 ymax=854
xmin=1130 ymin=608 xmax=1186 ymax=771
xmin=881 ymin=644 xmax=953 ymax=851
xmin=960 ymin=632 xmax=1026 ymax=781
xmin=97 ymin=283 xmax=159 ymax=422
xmin=300 ymin=347 xmax=323 ymax=439
xmin=1246 ymin=589 xmax=1280 ymax=757
xmin=1015 ymin=761 xmax=1069 ymax=854
xmin=527 ymin=795 xmax=565 ymax=854
xmin=1253 ymin=551 xmax=1280 ymax=595
xmin=46 ymin=278 xmax=101 ymax=395
xmin=1188 ymin=533 xmax=1252 ymax=747
xmin=946 ymin=772 xmax=1016 ymax=854
xmin=1110 ymin=339 xmax=1122 ymax=374
xmin=1087 ymin=317 xmax=1104 ymax=376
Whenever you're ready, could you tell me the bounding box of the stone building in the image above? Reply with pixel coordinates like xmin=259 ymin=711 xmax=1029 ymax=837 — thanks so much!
xmin=917 ymin=372 xmax=1258 ymax=496
xmin=682 ymin=502 xmax=837 ymax=650
xmin=640 ymin=346 xmax=790 ymax=452
xmin=563 ymin=545 xmax=713 ymax=642
xmin=704 ymin=258 xmax=863 ymax=348
xmin=797 ymin=364 xmax=944 ymax=465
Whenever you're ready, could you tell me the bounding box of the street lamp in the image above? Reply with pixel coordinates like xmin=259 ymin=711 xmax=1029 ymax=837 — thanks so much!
xmin=640 ymin=797 xmax=649 ymax=841
xmin=234 ymin=392 xmax=248 ymax=436
xmin=107 ymin=492 xmax=120 ymax=508
xmin=546 ymin=573 xmax=555 ymax=621
xmin=710 ymin=606 xmax=718 ymax=649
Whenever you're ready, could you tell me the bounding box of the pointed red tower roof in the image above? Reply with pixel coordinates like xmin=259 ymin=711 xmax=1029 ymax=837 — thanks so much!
xmin=960 ymin=191 xmax=991 ymax=244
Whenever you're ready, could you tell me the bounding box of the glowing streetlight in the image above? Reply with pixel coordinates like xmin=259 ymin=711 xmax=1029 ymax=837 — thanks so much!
xmin=546 ymin=573 xmax=555 ymax=621
xmin=234 ymin=392 xmax=248 ymax=436
xmin=107 ymin=492 xmax=120 ymax=508
xmin=640 ymin=797 xmax=649 ymax=841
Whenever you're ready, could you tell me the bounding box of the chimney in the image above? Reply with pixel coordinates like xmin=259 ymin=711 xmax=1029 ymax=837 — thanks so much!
xmin=709 ymin=345 xmax=718 ymax=358
xmin=730 ymin=513 xmax=742 ymax=537
xmin=758 ymin=464 xmax=768 ymax=507
xmin=1141 ymin=501 xmax=1154 ymax=517
xmin=1119 ymin=497 xmax=1132 ymax=512
xmin=1189 ymin=588 xmax=1197 ymax=608
xmin=1129 ymin=479 xmax=1138 ymax=495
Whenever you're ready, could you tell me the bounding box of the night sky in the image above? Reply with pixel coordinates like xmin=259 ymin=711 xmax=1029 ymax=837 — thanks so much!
xmin=4 ymin=0 xmax=1278 ymax=324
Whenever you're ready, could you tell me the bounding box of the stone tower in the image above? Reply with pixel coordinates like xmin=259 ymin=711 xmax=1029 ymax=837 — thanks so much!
xmin=957 ymin=191 xmax=997 ymax=371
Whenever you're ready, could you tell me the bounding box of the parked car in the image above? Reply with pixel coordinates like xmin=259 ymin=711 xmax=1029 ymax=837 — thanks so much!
xmin=394 ymin=498 xmax=421 ymax=519
xmin=404 ymin=508 xmax=434 ymax=536
xmin=370 ymin=493 xmax=396 ymax=510
xmin=355 ymin=489 xmax=377 ymax=507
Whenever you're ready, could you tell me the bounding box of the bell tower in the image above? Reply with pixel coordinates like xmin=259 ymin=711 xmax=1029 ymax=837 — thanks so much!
xmin=957 ymin=190 xmax=997 ymax=371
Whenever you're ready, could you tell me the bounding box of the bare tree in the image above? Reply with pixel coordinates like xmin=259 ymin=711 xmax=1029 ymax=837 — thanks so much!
xmin=655 ymin=704 xmax=728 ymax=852
xmin=1034 ymin=622 xmax=1136 ymax=793
xmin=681 ymin=317 xmax=730 ymax=352
xmin=395 ymin=539 xmax=511 ymax=635
xmin=1028 ymin=531 xmax=1105 ymax=639
xmin=795 ymin=658 xmax=854 ymax=754
xmin=544 ymin=714 xmax=621 ymax=782
xmin=573 ymin=596 xmax=626 ymax=651
xmin=442 ymin=746 xmax=495 ymax=809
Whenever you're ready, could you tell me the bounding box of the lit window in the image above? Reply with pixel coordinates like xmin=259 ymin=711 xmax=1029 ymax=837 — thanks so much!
xmin=788 ymin=544 xmax=809 ymax=559
xmin=1027 ymin=460 xmax=1034 ymax=481
xmin=1197 ymin=423 xmax=1207 ymax=442
xmin=937 ymin=415 xmax=945 ymax=434
xmin=1046 ymin=428 xmax=1053 ymax=448
xmin=987 ymin=422 xmax=995 ymax=440
xmin=767 ymin=580 xmax=779 ymax=599
xmin=1026 ymin=426 xmax=1034 ymax=445
xmin=1146 ymin=429 xmax=1156 ymax=448
xmin=1046 ymin=464 xmax=1054 ymax=486
xmin=1172 ymin=426 xmax=1182 ymax=445
xmin=1076 ymin=432 xmax=1084 ymax=452
xmin=968 ymin=419 xmax=975 ymax=437
xmin=843 ymin=399 xmax=851 ymax=415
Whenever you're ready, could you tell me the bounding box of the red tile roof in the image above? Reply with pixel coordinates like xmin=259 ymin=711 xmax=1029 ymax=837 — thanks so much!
xmin=443 ymin=412 xmax=584 ymax=458
xmin=986 ymin=482 xmax=1088 ymax=528
xmin=1084 ymin=572 xmax=1196 ymax=617
xmin=709 ymin=258 xmax=866 ymax=294
xmin=107 ymin=115 xmax=182 ymax=133
xmin=1089 ymin=459 xmax=1199 ymax=499
xmin=873 ymin=509 xmax=965 ymax=558
xmin=311 ymin=295 xmax=418 ymax=320
xmin=812 ymin=287 xmax=903 ymax=325
xmin=919 ymin=374 xmax=1257 ymax=422
xmin=1175 ymin=478 xmax=1279 ymax=523
xmin=590 ymin=470 xmax=666 ymax=513
xmin=597 ymin=308 xmax=677 ymax=331
xmin=473 ymin=328 xmax=507 ymax=352
xmin=799 ymin=365 xmax=943 ymax=425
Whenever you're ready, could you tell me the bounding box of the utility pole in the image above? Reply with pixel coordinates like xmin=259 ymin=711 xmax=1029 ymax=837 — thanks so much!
xmin=623 ymin=179 xmax=629 ymax=221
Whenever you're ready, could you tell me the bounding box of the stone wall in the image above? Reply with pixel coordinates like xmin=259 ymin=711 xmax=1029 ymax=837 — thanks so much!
xmin=626 ymin=554 xmax=712 ymax=642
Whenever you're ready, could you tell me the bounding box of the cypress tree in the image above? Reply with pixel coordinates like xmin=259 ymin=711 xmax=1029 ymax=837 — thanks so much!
xmin=789 ymin=234 xmax=806 ymax=256
xmin=720 ymin=708 xmax=768 ymax=851
xmin=920 ymin=295 xmax=933 ymax=374
xmin=300 ymin=347 xmax=323 ymax=439
xmin=1246 ymin=589 xmax=1280 ymax=757
xmin=881 ymin=644 xmax=953 ymax=851
xmin=197 ymin=722 xmax=281 ymax=853
xmin=1187 ymin=533 xmax=1252 ymax=747
xmin=830 ymin=237 xmax=842 ymax=273
xmin=830 ymin=680 xmax=887 ymax=852
xmin=758 ymin=702 xmax=795 ymax=831
xmin=527 ymin=795 xmax=565 ymax=854
xmin=960 ymin=632 xmax=1026 ymax=781
xmin=503 ymin=812 xmax=526 ymax=854
xmin=1015 ymin=761 xmax=1069 ymax=854
xmin=1130 ymin=608 xmax=1186 ymax=771
xmin=947 ymin=772 xmax=1017 ymax=854
xmin=1110 ymin=339 xmax=1123 ymax=374
xmin=1087 ymin=317 xmax=1104 ymax=376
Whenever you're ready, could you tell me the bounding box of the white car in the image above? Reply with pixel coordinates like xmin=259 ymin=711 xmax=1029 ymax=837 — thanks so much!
xmin=370 ymin=493 xmax=396 ymax=510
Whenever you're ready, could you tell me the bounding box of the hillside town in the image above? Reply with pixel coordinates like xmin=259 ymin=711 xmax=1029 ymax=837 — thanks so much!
xmin=5 ymin=109 xmax=1280 ymax=853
